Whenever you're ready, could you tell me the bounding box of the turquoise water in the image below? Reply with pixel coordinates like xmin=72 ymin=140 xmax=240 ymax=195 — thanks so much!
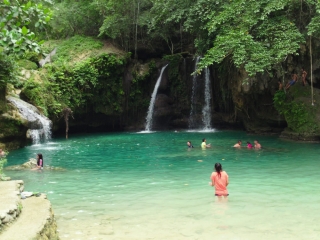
xmin=4 ymin=131 xmax=320 ymax=240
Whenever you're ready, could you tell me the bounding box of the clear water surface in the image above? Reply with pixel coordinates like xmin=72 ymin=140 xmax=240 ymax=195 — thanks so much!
xmin=4 ymin=131 xmax=320 ymax=240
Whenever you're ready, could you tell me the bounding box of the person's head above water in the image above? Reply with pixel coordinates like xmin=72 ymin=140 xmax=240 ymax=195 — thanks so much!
xmin=37 ymin=153 xmax=43 ymax=160
xmin=202 ymin=138 xmax=206 ymax=142
xmin=214 ymin=163 xmax=222 ymax=176
xmin=187 ymin=141 xmax=192 ymax=146
xmin=238 ymin=140 xmax=242 ymax=144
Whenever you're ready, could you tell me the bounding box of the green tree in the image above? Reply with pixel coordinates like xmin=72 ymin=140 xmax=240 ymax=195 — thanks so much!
xmin=0 ymin=0 xmax=52 ymax=55
xmin=49 ymin=0 xmax=101 ymax=38
xmin=196 ymin=0 xmax=306 ymax=76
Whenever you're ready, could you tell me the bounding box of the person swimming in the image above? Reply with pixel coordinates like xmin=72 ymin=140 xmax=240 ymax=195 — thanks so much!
xmin=187 ymin=141 xmax=194 ymax=148
xmin=247 ymin=142 xmax=253 ymax=149
xmin=233 ymin=140 xmax=242 ymax=148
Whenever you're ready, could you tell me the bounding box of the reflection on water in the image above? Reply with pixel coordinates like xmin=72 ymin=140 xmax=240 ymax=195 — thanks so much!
xmin=5 ymin=131 xmax=320 ymax=239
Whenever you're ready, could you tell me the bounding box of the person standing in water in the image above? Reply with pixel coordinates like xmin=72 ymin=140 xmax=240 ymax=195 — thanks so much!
xmin=201 ymin=138 xmax=211 ymax=149
xmin=254 ymin=140 xmax=261 ymax=149
xmin=210 ymin=163 xmax=229 ymax=199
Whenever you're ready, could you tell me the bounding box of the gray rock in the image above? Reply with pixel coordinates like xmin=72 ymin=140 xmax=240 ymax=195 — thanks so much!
xmin=2 ymin=214 xmax=13 ymax=224
xmin=0 ymin=212 xmax=6 ymax=219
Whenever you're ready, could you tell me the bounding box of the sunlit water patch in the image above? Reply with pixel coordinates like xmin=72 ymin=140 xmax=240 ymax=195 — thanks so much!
xmin=4 ymin=131 xmax=320 ymax=240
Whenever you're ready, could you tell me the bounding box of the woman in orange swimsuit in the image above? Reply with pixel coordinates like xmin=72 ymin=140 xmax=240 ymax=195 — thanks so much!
xmin=210 ymin=163 xmax=229 ymax=198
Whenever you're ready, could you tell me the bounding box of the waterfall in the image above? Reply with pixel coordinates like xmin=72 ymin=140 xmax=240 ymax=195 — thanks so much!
xmin=7 ymin=97 xmax=52 ymax=144
xmin=188 ymin=56 xmax=200 ymax=129
xmin=144 ymin=64 xmax=168 ymax=132
xmin=202 ymin=67 xmax=212 ymax=130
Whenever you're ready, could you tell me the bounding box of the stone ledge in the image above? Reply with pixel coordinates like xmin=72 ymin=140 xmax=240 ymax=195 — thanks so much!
xmin=0 ymin=194 xmax=59 ymax=240
xmin=0 ymin=180 xmax=23 ymax=230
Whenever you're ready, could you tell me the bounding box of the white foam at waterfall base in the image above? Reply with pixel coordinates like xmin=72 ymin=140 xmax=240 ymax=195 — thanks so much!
xmin=144 ymin=64 xmax=168 ymax=132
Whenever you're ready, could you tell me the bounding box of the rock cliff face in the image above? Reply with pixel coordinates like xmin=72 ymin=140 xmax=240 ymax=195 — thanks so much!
xmin=1 ymin=43 xmax=320 ymax=147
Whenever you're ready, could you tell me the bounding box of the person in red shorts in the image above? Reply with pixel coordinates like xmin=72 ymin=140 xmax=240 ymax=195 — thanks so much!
xmin=210 ymin=163 xmax=229 ymax=199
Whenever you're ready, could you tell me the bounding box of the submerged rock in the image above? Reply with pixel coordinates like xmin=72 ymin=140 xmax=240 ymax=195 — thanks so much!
xmin=5 ymin=158 xmax=65 ymax=171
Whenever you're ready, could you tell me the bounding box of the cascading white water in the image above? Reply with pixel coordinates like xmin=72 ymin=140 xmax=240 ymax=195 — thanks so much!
xmin=7 ymin=97 xmax=52 ymax=144
xmin=202 ymin=67 xmax=212 ymax=130
xmin=144 ymin=64 xmax=168 ymax=132
xmin=188 ymin=56 xmax=200 ymax=129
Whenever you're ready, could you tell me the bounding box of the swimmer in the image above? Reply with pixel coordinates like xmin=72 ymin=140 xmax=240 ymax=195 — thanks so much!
xmin=210 ymin=163 xmax=229 ymax=199
xmin=247 ymin=142 xmax=253 ymax=149
xmin=233 ymin=140 xmax=242 ymax=148
xmin=201 ymin=138 xmax=211 ymax=149
xmin=187 ymin=141 xmax=194 ymax=148
xmin=254 ymin=140 xmax=261 ymax=149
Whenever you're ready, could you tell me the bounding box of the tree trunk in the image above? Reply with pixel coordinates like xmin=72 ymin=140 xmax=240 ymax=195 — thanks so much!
xmin=63 ymin=108 xmax=74 ymax=139
xmin=310 ymin=36 xmax=314 ymax=106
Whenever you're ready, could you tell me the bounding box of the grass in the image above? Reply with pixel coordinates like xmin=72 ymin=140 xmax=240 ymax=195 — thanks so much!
xmin=41 ymin=35 xmax=124 ymax=64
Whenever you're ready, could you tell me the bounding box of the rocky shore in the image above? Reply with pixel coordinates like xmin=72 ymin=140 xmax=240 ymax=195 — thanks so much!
xmin=0 ymin=180 xmax=59 ymax=240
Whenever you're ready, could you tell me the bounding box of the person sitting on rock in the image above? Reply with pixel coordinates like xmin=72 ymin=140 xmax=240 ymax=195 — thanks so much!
xmin=285 ymin=73 xmax=298 ymax=90
xmin=32 ymin=153 xmax=44 ymax=170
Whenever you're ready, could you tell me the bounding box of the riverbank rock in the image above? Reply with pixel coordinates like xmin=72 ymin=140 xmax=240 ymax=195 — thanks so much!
xmin=5 ymin=158 xmax=65 ymax=171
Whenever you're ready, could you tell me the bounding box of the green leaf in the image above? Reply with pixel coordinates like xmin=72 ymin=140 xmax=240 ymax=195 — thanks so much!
xmin=21 ymin=26 xmax=28 ymax=35
xmin=3 ymin=0 xmax=10 ymax=6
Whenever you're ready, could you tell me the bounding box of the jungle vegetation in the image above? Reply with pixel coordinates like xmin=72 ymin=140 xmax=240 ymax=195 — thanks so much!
xmin=1 ymin=0 xmax=320 ymax=133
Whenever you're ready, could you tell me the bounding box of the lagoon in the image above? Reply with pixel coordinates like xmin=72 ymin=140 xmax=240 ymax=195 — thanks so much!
xmin=4 ymin=131 xmax=320 ymax=240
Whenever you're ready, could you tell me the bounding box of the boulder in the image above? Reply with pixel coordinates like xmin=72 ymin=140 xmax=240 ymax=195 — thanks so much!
xmin=5 ymin=158 xmax=65 ymax=171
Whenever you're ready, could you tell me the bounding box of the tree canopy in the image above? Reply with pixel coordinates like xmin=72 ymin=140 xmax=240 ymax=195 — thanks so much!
xmin=2 ymin=0 xmax=320 ymax=76
xmin=0 ymin=0 xmax=52 ymax=55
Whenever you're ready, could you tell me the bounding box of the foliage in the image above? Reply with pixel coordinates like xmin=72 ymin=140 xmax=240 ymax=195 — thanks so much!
xmin=129 ymin=60 xmax=158 ymax=110
xmin=0 ymin=0 xmax=53 ymax=55
xmin=0 ymin=155 xmax=7 ymax=179
xmin=42 ymin=35 xmax=104 ymax=63
xmin=163 ymin=54 xmax=188 ymax=103
xmin=273 ymin=90 xmax=318 ymax=133
xmin=22 ymin=53 xmax=127 ymax=117
xmin=197 ymin=0 xmax=306 ymax=76
xmin=0 ymin=54 xmax=18 ymax=87
xmin=49 ymin=0 xmax=102 ymax=38
xmin=98 ymin=0 xmax=153 ymax=54
xmin=17 ymin=59 xmax=38 ymax=70
xmin=307 ymin=0 xmax=320 ymax=36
